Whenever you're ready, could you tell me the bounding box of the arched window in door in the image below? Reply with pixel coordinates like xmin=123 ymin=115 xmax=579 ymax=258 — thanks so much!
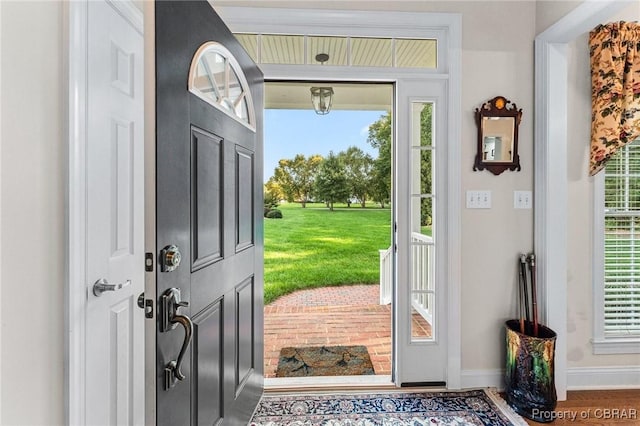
xmin=188 ymin=41 xmax=256 ymax=131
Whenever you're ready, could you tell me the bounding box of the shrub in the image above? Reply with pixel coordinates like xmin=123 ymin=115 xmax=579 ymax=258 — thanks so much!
xmin=264 ymin=192 xmax=279 ymax=210
xmin=265 ymin=209 xmax=283 ymax=219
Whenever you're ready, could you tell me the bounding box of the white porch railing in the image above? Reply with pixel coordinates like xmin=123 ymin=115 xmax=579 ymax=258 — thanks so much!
xmin=410 ymin=232 xmax=434 ymax=325
xmin=379 ymin=232 xmax=434 ymax=325
xmin=379 ymin=246 xmax=393 ymax=304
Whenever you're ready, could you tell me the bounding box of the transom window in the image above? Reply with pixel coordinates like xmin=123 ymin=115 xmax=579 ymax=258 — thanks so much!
xmin=188 ymin=41 xmax=256 ymax=131
xmin=235 ymin=33 xmax=437 ymax=69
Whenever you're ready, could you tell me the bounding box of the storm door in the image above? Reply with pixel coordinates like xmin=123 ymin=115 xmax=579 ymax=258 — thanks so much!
xmin=395 ymin=79 xmax=448 ymax=385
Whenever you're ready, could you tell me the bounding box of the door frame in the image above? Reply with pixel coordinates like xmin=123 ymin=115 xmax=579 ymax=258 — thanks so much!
xmin=65 ymin=1 xmax=144 ymax=424
xmin=216 ymin=6 xmax=462 ymax=388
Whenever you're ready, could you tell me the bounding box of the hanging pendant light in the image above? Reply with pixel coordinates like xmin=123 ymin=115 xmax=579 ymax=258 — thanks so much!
xmin=310 ymin=87 xmax=334 ymax=115
xmin=310 ymin=53 xmax=333 ymax=115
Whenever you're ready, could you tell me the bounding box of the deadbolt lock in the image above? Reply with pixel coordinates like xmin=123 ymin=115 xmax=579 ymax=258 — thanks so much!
xmin=160 ymin=245 xmax=181 ymax=272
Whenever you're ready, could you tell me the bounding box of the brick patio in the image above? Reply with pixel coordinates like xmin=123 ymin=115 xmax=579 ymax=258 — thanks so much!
xmin=263 ymin=284 xmax=431 ymax=378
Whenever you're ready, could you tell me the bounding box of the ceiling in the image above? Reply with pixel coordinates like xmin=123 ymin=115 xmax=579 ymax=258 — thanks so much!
xmin=265 ymin=81 xmax=393 ymax=111
xmin=236 ymin=32 xmax=434 ymax=112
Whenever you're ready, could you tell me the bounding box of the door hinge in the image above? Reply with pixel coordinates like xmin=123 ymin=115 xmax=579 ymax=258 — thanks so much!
xmin=137 ymin=293 xmax=154 ymax=319
xmin=145 ymin=252 xmax=154 ymax=272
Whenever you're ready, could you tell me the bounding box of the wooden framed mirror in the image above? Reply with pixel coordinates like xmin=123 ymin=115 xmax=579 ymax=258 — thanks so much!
xmin=473 ymin=96 xmax=522 ymax=175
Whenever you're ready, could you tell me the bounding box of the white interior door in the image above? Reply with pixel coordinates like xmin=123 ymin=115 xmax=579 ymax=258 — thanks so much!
xmin=395 ymin=79 xmax=448 ymax=385
xmin=85 ymin=1 xmax=145 ymax=424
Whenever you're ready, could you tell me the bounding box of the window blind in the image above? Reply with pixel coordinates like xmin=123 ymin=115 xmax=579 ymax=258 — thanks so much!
xmin=604 ymin=139 xmax=640 ymax=336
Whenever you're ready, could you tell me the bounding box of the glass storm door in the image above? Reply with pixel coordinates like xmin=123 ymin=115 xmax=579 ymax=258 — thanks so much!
xmin=395 ymin=79 xmax=448 ymax=385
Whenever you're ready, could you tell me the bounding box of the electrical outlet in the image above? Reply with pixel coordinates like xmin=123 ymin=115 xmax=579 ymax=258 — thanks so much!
xmin=466 ymin=190 xmax=492 ymax=209
xmin=514 ymin=190 xmax=532 ymax=209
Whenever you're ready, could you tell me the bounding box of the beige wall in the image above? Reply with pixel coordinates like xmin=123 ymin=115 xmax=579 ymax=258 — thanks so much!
xmin=1 ymin=1 xmax=65 ymax=425
xmin=536 ymin=0 xmax=582 ymax=33
xmin=565 ymin=3 xmax=640 ymax=369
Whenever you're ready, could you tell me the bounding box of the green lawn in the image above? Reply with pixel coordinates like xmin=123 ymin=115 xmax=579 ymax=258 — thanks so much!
xmin=263 ymin=203 xmax=392 ymax=304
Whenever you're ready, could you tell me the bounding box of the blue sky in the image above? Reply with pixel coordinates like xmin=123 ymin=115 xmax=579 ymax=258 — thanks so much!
xmin=264 ymin=109 xmax=388 ymax=181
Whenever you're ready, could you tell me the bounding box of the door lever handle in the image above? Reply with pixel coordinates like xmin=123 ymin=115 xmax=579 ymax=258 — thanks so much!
xmin=161 ymin=288 xmax=194 ymax=389
xmin=166 ymin=312 xmax=193 ymax=381
xmin=93 ymin=278 xmax=131 ymax=297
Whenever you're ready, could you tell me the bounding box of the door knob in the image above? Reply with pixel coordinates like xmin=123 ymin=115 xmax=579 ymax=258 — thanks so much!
xmin=93 ymin=278 xmax=131 ymax=297
xmin=160 ymin=245 xmax=181 ymax=272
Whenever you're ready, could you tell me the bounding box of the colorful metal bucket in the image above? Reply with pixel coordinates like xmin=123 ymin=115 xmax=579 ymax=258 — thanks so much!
xmin=505 ymin=319 xmax=557 ymax=423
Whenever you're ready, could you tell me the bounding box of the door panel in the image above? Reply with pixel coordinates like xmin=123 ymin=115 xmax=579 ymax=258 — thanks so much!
xmin=236 ymin=277 xmax=255 ymax=393
xmin=192 ymin=300 xmax=224 ymax=426
xmin=191 ymin=127 xmax=223 ymax=269
xmin=155 ymin=2 xmax=264 ymax=425
xmin=236 ymin=148 xmax=255 ymax=250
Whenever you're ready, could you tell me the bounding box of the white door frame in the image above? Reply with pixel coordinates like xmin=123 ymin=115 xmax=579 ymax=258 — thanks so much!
xmin=0 ymin=2 xmax=3 ymax=420
xmin=534 ymin=0 xmax=636 ymax=401
xmin=65 ymin=1 xmax=144 ymax=424
xmin=216 ymin=6 xmax=462 ymax=388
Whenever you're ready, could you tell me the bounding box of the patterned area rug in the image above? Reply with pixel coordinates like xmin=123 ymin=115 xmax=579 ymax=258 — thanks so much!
xmin=250 ymin=389 xmax=528 ymax=426
xmin=276 ymin=345 xmax=375 ymax=378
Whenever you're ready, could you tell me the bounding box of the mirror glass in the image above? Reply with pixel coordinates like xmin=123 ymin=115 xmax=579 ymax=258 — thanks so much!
xmin=481 ymin=117 xmax=514 ymax=162
xmin=474 ymin=96 xmax=522 ymax=175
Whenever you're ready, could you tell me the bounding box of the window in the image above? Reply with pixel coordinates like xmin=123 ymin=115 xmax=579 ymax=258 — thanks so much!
xmin=410 ymin=102 xmax=435 ymax=341
xmin=188 ymin=42 xmax=256 ymax=131
xmin=234 ymin=33 xmax=437 ymax=69
xmin=593 ymin=138 xmax=640 ymax=354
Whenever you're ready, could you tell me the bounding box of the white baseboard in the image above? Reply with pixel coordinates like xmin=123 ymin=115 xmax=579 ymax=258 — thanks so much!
xmin=567 ymin=366 xmax=640 ymax=390
xmin=460 ymin=369 xmax=504 ymax=390
xmin=460 ymin=366 xmax=640 ymax=393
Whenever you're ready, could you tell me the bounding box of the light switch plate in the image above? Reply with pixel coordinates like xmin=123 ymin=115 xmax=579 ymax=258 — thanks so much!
xmin=514 ymin=190 xmax=532 ymax=209
xmin=466 ymin=190 xmax=492 ymax=209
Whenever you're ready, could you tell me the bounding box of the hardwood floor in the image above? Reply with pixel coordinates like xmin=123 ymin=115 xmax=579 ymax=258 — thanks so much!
xmin=523 ymin=389 xmax=640 ymax=425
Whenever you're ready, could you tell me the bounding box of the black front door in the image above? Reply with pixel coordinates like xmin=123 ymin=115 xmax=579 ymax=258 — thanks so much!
xmin=155 ymin=2 xmax=264 ymax=424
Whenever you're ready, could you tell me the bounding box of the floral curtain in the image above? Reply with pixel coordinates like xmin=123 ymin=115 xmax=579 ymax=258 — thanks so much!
xmin=589 ymin=21 xmax=640 ymax=176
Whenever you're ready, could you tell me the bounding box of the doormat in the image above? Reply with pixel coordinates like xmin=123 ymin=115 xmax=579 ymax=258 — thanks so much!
xmin=275 ymin=345 xmax=375 ymax=377
xmin=251 ymin=388 xmax=529 ymax=426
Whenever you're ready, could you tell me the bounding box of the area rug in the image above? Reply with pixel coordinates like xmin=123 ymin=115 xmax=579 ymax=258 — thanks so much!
xmin=250 ymin=389 xmax=529 ymax=426
xmin=276 ymin=345 xmax=375 ymax=377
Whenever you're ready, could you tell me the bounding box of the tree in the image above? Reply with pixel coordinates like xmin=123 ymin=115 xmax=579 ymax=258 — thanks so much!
xmin=264 ymin=177 xmax=283 ymax=216
xmin=339 ymin=146 xmax=374 ymax=208
xmin=273 ymin=154 xmax=323 ymax=207
xmin=420 ymin=104 xmax=433 ymax=226
xmin=314 ymin=152 xmax=350 ymax=211
xmin=367 ymin=113 xmax=392 ymax=208
xmin=366 ymin=107 xmax=432 ymax=220
xmin=264 ymin=176 xmax=284 ymax=203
